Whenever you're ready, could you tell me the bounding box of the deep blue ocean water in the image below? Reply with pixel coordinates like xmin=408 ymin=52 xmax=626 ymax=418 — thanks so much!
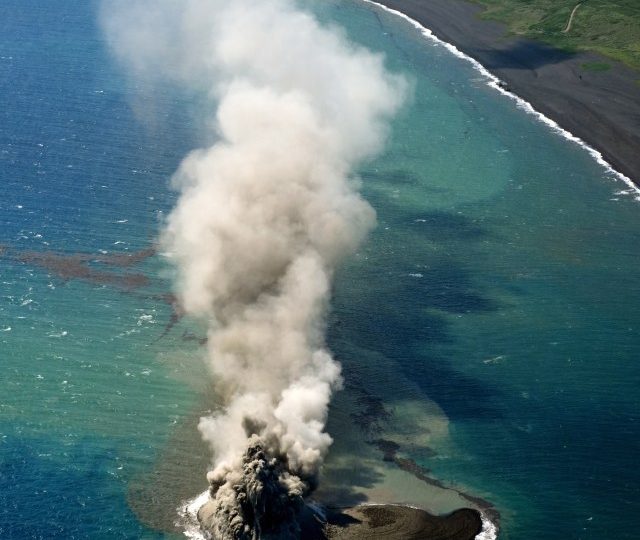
xmin=1 ymin=0 xmax=639 ymax=538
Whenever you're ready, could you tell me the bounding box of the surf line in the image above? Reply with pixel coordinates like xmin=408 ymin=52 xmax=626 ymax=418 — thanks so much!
xmin=361 ymin=0 xmax=640 ymax=201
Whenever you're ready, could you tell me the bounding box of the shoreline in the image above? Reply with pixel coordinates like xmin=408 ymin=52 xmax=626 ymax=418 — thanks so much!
xmin=168 ymin=378 xmax=500 ymax=540
xmin=363 ymin=0 xmax=640 ymax=196
xmin=192 ymin=496 xmax=484 ymax=540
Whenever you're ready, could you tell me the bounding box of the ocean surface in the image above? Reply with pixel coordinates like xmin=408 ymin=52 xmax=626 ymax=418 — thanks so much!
xmin=1 ymin=0 xmax=639 ymax=539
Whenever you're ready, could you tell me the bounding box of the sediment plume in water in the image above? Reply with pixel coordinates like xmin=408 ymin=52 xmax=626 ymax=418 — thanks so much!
xmin=4 ymin=247 xmax=155 ymax=290
xmin=101 ymin=0 xmax=406 ymax=536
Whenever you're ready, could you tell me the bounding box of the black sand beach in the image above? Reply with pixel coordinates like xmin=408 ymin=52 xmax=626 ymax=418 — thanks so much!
xmin=321 ymin=505 xmax=482 ymax=540
xmin=371 ymin=0 xmax=640 ymax=185
xmin=197 ymin=502 xmax=483 ymax=540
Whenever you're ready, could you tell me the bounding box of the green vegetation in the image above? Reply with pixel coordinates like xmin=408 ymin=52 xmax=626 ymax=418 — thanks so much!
xmin=472 ymin=0 xmax=640 ymax=70
xmin=581 ymin=61 xmax=611 ymax=71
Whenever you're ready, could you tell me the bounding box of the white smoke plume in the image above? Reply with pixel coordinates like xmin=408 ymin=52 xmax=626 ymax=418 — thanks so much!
xmin=101 ymin=0 xmax=405 ymax=537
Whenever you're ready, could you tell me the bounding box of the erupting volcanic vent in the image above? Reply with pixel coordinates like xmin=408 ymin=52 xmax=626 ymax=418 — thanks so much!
xmin=101 ymin=0 xmax=405 ymax=536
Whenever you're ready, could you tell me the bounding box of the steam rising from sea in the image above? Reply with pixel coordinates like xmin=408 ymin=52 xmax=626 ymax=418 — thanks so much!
xmin=101 ymin=0 xmax=405 ymax=537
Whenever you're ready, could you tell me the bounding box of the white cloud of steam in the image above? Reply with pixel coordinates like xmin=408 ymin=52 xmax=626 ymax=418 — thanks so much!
xmin=101 ymin=0 xmax=405 ymax=537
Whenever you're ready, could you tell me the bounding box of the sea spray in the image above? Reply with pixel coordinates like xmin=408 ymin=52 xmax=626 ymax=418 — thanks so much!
xmin=101 ymin=0 xmax=406 ymax=537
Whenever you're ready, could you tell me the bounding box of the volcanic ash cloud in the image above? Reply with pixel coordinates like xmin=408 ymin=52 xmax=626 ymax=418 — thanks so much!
xmin=101 ymin=0 xmax=406 ymax=537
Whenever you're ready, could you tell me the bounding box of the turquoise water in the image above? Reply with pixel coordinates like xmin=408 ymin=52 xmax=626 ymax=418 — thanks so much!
xmin=1 ymin=0 xmax=639 ymax=539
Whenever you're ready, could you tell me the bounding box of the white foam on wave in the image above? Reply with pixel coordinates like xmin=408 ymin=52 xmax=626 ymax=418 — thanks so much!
xmin=137 ymin=313 xmax=155 ymax=326
xmin=475 ymin=512 xmax=499 ymax=540
xmin=176 ymin=490 xmax=209 ymax=539
xmin=362 ymin=0 xmax=640 ymax=201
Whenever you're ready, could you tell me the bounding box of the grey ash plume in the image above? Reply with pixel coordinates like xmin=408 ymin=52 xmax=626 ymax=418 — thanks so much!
xmin=101 ymin=0 xmax=406 ymax=537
